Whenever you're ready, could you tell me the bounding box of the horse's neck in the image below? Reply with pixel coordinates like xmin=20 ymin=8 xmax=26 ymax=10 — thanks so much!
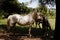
xmin=32 ymin=13 xmax=37 ymax=20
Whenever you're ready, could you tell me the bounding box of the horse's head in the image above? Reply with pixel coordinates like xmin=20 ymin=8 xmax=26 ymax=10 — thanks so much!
xmin=32 ymin=11 xmax=42 ymax=21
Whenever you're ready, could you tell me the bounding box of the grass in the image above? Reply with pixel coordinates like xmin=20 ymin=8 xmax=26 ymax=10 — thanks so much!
xmin=0 ymin=19 xmax=7 ymax=25
xmin=0 ymin=18 xmax=55 ymax=37
xmin=48 ymin=18 xmax=55 ymax=30
xmin=0 ymin=18 xmax=55 ymax=30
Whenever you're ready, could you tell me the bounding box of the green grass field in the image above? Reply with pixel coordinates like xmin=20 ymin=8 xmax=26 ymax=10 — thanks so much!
xmin=48 ymin=18 xmax=55 ymax=30
xmin=0 ymin=18 xmax=55 ymax=30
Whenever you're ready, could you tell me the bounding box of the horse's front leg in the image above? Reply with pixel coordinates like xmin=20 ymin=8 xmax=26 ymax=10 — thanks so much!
xmin=29 ymin=24 xmax=32 ymax=37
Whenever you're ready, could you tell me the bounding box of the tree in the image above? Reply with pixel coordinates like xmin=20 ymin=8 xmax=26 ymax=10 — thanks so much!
xmin=0 ymin=0 xmax=31 ymax=18
xmin=38 ymin=0 xmax=56 ymax=16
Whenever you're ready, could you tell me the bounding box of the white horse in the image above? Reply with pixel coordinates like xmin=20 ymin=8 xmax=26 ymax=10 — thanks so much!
xmin=7 ymin=11 xmax=41 ymax=37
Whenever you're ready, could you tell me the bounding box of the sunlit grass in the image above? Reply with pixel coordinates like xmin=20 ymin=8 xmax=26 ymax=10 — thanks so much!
xmin=0 ymin=19 xmax=7 ymax=25
xmin=48 ymin=18 xmax=55 ymax=30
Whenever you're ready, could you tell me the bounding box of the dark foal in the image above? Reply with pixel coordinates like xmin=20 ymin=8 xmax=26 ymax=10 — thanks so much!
xmin=42 ymin=16 xmax=51 ymax=36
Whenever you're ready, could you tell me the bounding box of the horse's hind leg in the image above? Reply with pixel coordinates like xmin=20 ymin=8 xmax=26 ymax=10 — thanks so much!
xmin=7 ymin=19 xmax=10 ymax=33
xmin=7 ymin=19 xmax=16 ymax=32
xmin=7 ymin=23 xmax=16 ymax=37
xmin=7 ymin=26 xmax=10 ymax=33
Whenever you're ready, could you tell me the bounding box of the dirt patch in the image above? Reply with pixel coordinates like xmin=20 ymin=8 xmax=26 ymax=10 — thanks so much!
xmin=17 ymin=36 xmax=42 ymax=40
xmin=19 ymin=38 xmax=42 ymax=40
xmin=0 ymin=34 xmax=42 ymax=40
xmin=0 ymin=32 xmax=54 ymax=40
xmin=0 ymin=39 xmax=5 ymax=40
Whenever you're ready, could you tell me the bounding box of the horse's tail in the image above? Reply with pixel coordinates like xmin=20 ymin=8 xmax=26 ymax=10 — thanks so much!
xmin=7 ymin=18 xmax=10 ymax=31
xmin=7 ymin=19 xmax=10 ymax=26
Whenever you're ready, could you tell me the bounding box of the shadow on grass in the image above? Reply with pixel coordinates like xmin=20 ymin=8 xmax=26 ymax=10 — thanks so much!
xmin=0 ymin=24 xmax=54 ymax=37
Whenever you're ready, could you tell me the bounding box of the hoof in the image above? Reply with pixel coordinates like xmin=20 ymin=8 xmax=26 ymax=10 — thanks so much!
xmin=29 ymin=34 xmax=32 ymax=38
xmin=27 ymin=34 xmax=32 ymax=38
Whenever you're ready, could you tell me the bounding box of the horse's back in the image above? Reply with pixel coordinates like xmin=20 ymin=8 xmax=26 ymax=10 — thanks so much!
xmin=8 ymin=14 xmax=20 ymax=19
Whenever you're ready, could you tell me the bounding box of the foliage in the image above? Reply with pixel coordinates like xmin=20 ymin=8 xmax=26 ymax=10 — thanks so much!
xmin=38 ymin=4 xmax=47 ymax=16
xmin=0 ymin=0 xmax=31 ymax=18
xmin=38 ymin=0 xmax=56 ymax=16
xmin=39 ymin=0 xmax=56 ymax=4
xmin=0 ymin=0 xmax=56 ymax=18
